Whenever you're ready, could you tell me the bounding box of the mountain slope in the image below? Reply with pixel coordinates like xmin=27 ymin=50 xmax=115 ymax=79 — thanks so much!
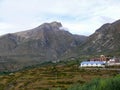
xmin=0 ymin=21 xmax=87 ymax=71
xmin=80 ymin=20 xmax=120 ymax=54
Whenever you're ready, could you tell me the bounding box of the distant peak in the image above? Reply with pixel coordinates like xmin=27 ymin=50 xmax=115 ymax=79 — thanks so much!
xmin=14 ymin=21 xmax=64 ymax=39
xmin=50 ymin=21 xmax=62 ymax=27
xmin=96 ymin=23 xmax=111 ymax=33
xmin=39 ymin=21 xmax=62 ymax=27
xmin=112 ymin=19 xmax=120 ymax=26
xmin=36 ymin=21 xmax=62 ymax=31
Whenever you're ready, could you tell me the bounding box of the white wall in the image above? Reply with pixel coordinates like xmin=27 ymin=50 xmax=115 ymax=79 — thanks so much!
xmin=81 ymin=64 xmax=104 ymax=67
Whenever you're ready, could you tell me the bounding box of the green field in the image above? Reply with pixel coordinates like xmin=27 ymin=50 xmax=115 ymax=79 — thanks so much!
xmin=0 ymin=60 xmax=119 ymax=90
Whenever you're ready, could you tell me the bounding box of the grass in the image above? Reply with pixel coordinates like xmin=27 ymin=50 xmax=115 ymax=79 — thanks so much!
xmin=0 ymin=61 xmax=119 ymax=90
xmin=68 ymin=74 xmax=120 ymax=90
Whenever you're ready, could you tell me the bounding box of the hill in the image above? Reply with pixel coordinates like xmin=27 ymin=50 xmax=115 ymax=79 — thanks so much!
xmin=0 ymin=61 xmax=118 ymax=90
xmin=0 ymin=21 xmax=86 ymax=71
xmin=1 ymin=19 xmax=120 ymax=71
xmin=80 ymin=20 xmax=120 ymax=55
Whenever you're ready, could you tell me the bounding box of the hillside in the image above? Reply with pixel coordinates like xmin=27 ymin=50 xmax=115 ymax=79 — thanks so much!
xmin=0 ymin=19 xmax=120 ymax=71
xmin=80 ymin=20 xmax=120 ymax=55
xmin=0 ymin=21 xmax=87 ymax=71
xmin=0 ymin=61 xmax=118 ymax=90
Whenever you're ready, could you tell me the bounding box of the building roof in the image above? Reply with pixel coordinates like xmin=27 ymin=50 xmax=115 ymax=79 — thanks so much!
xmin=81 ymin=61 xmax=105 ymax=64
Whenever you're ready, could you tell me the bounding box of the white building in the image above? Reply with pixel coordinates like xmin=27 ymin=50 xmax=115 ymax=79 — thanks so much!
xmin=80 ymin=61 xmax=105 ymax=67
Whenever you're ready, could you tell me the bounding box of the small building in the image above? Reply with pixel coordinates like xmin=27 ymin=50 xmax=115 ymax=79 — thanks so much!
xmin=80 ymin=61 xmax=105 ymax=67
xmin=107 ymin=58 xmax=120 ymax=66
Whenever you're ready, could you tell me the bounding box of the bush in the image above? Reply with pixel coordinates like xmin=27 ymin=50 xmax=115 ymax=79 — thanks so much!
xmin=0 ymin=84 xmax=4 ymax=90
xmin=67 ymin=75 xmax=120 ymax=90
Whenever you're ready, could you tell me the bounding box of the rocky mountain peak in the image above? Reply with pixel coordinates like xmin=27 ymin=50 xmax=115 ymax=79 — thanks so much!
xmin=50 ymin=21 xmax=62 ymax=28
xmin=96 ymin=19 xmax=120 ymax=34
xmin=36 ymin=21 xmax=62 ymax=31
xmin=96 ymin=23 xmax=111 ymax=33
xmin=81 ymin=19 xmax=120 ymax=54
xmin=14 ymin=21 xmax=63 ymax=39
xmin=0 ymin=21 xmax=87 ymax=71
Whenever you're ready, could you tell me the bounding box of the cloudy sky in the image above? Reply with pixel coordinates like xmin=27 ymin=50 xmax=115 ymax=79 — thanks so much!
xmin=0 ymin=0 xmax=120 ymax=36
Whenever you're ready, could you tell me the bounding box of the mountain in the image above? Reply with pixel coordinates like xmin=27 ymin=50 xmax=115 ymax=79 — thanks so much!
xmin=80 ymin=20 xmax=120 ymax=55
xmin=0 ymin=21 xmax=87 ymax=71
xmin=1 ymin=19 xmax=120 ymax=71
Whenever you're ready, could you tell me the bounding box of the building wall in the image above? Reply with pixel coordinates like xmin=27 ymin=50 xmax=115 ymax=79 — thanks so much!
xmin=81 ymin=63 xmax=104 ymax=67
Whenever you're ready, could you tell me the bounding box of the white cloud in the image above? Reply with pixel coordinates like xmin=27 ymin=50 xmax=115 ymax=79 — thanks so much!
xmin=0 ymin=22 xmax=16 ymax=35
xmin=0 ymin=22 xmax=14 ymax=29
xmin=0 ymin=0 xmax=120 ymax=36
xmin=59 ymin=27 xmax=69 ymax=31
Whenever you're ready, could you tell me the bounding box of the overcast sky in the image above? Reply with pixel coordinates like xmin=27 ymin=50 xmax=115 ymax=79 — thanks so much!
xmin=0 ymin=0 xmax=120 ymax=36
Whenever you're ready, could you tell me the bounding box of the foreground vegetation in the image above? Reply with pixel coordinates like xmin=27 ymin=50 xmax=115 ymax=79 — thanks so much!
xmin=0 ymin=60 xmax=119 ymax=90
xmin=68 ymin=74 xmax=120 ymax=90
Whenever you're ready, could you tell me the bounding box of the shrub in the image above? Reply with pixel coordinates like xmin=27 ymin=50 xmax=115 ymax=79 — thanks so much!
xmin=67 ymin=75 xmax=120 ymax=90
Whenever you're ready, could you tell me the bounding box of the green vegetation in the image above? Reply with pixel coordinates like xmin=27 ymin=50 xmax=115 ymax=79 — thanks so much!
xmin=0 ymin=60 xmax=119 ymax=90
xmin=68 ymin=75 xmax=120 ymax=90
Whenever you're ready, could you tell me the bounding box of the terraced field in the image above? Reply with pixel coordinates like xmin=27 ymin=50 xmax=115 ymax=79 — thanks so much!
xmin=0 ymin=64 xmax=119 ymax=90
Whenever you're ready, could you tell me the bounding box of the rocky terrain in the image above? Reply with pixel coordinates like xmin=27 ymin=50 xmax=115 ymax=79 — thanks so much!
xmin=0 ymin=19 xmax=120 ymax=71
xmin=0 ymin=21 xmax=86 ymax=71
xmin=80 ymin=20 xmax=120 ymax=55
